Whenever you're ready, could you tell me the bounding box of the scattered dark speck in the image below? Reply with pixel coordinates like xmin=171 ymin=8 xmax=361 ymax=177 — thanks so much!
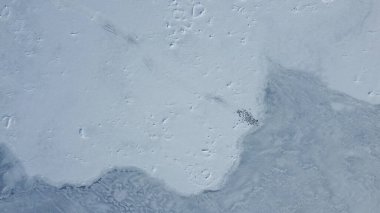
xmin=103 ymin=23 xmax=117 ymax=35
xmin=237 ymin=109 xmax=258 ymax=126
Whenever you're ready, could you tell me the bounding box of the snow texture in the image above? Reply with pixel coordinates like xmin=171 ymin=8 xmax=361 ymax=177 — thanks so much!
xmin=1 ymin=67 xmax=380 ymax=212
xmin=0 ymin=0 xmax=267 ymax=195
xmin=1 ymin=0 xmax=380 ymax=196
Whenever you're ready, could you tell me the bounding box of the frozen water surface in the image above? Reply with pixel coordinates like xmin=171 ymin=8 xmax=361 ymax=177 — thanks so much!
xmin=1 ymin=67 xmax=380 ymax=212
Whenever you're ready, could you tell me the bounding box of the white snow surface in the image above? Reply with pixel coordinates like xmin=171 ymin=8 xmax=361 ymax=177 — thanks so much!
xmin=0 ymin=0 xmax=379 ymax=195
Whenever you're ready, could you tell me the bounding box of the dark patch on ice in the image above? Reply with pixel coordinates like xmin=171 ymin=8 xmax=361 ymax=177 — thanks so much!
xmin=236 ymin=109 xmax=258 ymax=126
xmin=1 ymin=66 xmax=380 ymax=212
xmin=205 ymin=94 xmax=227 ymax=105
xmin=102 ymin=22 xmax=138 ymax=45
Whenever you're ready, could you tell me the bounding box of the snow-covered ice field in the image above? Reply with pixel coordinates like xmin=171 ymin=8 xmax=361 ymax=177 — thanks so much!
xmin=1 ymin=0 xmax=380 ymax=212
xmin=2 ymin=66 xmax=380 ymax=212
